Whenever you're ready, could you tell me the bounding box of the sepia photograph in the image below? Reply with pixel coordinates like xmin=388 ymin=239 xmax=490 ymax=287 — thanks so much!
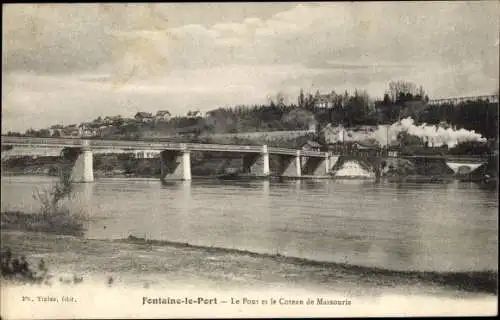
xmin=1 ymin=2 xmax=498 ymax=318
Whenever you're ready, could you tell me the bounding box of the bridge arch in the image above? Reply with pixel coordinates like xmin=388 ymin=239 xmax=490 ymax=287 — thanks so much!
xmin=456 ymin=165 xmax=473 ymax=175
xmin=445 ymin=161 xmax=484 ymax=175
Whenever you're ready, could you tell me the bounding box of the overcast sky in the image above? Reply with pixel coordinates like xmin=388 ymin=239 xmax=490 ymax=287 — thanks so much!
xmin=2 ymin=2 xmax=499 ymax=132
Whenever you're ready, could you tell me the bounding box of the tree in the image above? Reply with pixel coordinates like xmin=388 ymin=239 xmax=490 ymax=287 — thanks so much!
xmin=281 ymin=108 xmax=316 ymax=130
xmin=383 ymin=93 xmax=391 ymax=105
xmin=302 ymin=93 xmax=316 ymax=110
xmin=343 ymin=90 xmax=377 ymax=126
xmin=25 ymin=128 xmax=36 ymax=137
xmin=273 ymin=92 xmax=287 ymax=108
xmin=112 ymin=117 xmax=124 ymax=127
xmin=37 ymin=129 xmax=51 ymax=138
xmin=388 ymin=80 xmax=421 ymax=103
xmin=298 ymin=89 xmax=305 ymax=108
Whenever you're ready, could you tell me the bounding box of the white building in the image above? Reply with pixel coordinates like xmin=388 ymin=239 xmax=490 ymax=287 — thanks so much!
xmin=155 ymin=110 xmax=171 ymax=122
xmin=187 ymin=110 xmax=203 ymax=118
xmin=133 ymin=150 xmax=161 ymax=159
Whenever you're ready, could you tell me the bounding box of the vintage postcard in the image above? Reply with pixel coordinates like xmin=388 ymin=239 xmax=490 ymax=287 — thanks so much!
xmin=1 ymin=2 xmax=498 ymax=319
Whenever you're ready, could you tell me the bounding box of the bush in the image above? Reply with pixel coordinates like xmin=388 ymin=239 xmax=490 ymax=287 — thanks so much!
xmin=1 ymin=248 xmax=48 ymax=284
xmin=33 ymin=169 xmax=74 ymax=215
xmin=1 ymin=248 xmax=85 ymax=286
xmin=0 ymin=167 xmax=86 ymax=236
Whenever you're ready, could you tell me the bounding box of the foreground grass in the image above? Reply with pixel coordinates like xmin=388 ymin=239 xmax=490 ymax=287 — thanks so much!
xmin=1 ymin=166 xmax=87 ymax=237
xmin=1 ymin=230 xmax=496 ymax=297
xmin=1 ymin=211 xmax=85 ymax=237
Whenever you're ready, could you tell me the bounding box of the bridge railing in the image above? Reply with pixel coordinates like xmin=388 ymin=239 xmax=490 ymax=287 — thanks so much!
xmin=301 ymin=150 xmax=327 ymax=157
xmin=268 ymin=147 xmax=298 ymax=156
xmin=428 ymin=94 xmax=499 ymax=105
xmin=1 ymin=136 xmax=83 ymax=147
xmin=188 ymin=143 xmax=261 ymax=153
xmin=89 ymin=139 xmax=183 ymax=150
xmin=2 ymin=136 xmax=362 ymax=158
xmin=2 ymin=136 xmax=281 ymax=154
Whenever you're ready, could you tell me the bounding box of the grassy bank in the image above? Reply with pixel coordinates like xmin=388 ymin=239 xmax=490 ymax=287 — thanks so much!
xmin=0 ymin=211 xmax=86 ymax=237
xmin=1 ymin=230 xmax=497 ymax=296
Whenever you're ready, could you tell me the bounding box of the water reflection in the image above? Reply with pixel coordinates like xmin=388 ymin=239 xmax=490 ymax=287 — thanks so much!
xmin=73 ymin=182 xmax=94 ymax=211
xmin=262 ymin=179 xmax=270 ymax=196
xmin=1 ymin=176 xmax=497 ymax=272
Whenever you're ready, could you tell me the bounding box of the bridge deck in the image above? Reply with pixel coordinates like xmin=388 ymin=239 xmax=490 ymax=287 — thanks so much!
xmin=2 ymin=136 xmax=490 ymax=161
xmin=400 ymin=155 xmax=487 ymax=163
xmin=1 ymin=136 xmax=327 ymax=157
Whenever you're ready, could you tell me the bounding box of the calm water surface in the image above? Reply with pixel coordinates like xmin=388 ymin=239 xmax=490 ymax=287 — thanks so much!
xmin=1 ymin=176 xmax=497 ymax=273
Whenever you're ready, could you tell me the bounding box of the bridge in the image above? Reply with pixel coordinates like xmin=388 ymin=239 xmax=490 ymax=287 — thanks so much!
xmin=1 ymin=136 xmax=489 ymax=182
xmin=427 ymin=94 xmax=499 ymax=106
xmin=400 ymin=154 xmax=488 ymax=175
xmin=1 ymin=136 xmax=333 ymax=182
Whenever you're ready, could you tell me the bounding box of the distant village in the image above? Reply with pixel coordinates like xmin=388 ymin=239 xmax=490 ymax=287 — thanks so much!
xmin=40 ymin=91 xmax=348 ymax=139
xmin=48 ymin=109 xmax=205 ymax=138
xmin=7 ymin=85 xmax=498 ymax=162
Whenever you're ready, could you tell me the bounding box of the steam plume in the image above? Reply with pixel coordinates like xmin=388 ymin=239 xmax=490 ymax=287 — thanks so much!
xmin=322 ymin=117 xmax=487 ymax=148
xmin=372 ymin=117 xmax=486 ymax=148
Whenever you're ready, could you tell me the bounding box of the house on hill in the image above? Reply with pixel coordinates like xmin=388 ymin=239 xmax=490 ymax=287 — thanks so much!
xmin=301 ymin=140 xmax=322 ymax=152
xmin=187 ymin=110 xmax=203 ymax=118
xmin=314 ymin=92 xmax=339 ymax=108
xmin=134 ymin=112 xmax=154 ymax=123
xmin=78 ymin=123 xmax=97 ymax=137
xmin=155 ymin=110 xmax=171 ymax=122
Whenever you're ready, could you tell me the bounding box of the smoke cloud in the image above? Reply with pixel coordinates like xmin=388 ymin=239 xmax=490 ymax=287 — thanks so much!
xmin=322 ymin=117 xmax=487 ymax=148
xmin=373 ymin=117 xmax=487 ymax=148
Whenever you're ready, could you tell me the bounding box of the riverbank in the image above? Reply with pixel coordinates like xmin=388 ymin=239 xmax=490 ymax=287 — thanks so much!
xmin=1 ymin=176 xmax=498 ymax=318
xmin=1 ymin=230 xmax=497 ymax=296
xmin=2 ymin=229 xmax=498 ymax=317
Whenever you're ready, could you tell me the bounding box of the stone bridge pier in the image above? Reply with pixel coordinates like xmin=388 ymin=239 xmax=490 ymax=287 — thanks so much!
xmin=328 ymin=155 xmax=340 ymax=172
xmin=61 ymin=142 xmax=94 ymax=183
xmin=160 ymin=147 xmax=192 ymax=181
xmin=302 ymin=153 xmax=330 ymax=176
xmin=279 ymin=151 xmax=302 ymax=178
xmin=241 ymin=145 xmax=270 ymax=177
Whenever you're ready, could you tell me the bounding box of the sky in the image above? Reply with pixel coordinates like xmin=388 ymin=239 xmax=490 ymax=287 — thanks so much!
xmin=2 ymin=2 xmax=499 ymax=132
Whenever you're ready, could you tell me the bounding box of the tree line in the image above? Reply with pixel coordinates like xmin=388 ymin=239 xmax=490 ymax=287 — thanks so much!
xmin=5 ymin=81 xmax=498 ymax=140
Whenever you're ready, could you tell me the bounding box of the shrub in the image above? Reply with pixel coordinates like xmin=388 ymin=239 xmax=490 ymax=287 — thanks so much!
xmin=1 ymin=248 xmax=46 ymax=284
xmin=1 ymin=248 xmax=85 ymax=286
xmin=33 ymin=169 xmax=73 ymax=214
xmin=0 ymin=167 xmax=87 ymax=236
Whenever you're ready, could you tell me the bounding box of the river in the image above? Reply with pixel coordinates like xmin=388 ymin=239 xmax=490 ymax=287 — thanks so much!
xmin=1 ymin=176 xmax=497 ymax=273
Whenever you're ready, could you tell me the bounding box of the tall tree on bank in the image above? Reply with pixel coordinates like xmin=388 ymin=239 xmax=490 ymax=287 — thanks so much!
xmin=388 ymin=80 xmax=428 ymax=104
xmin=298 ymin=89 xmax=306 ymax=108
xmin=342 ymin=90 xmax=377 ymax=126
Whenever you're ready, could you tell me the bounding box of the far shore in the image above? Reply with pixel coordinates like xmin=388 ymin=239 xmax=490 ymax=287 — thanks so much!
xmin=1 ymin=171 xmax=463 ymax=184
